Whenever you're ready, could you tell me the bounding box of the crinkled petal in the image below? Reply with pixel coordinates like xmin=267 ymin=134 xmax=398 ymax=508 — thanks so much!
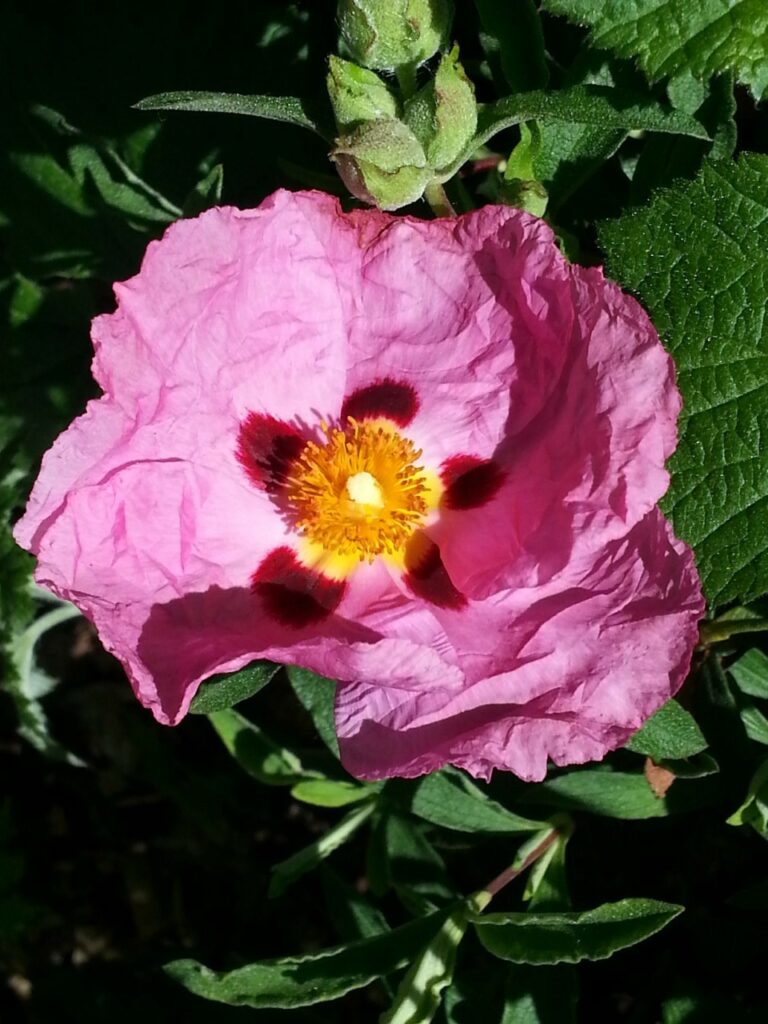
xmin=434 ymin=263 xmax=681 ymax=599
xmin=336 ymin=510 xmax=704 ymax=781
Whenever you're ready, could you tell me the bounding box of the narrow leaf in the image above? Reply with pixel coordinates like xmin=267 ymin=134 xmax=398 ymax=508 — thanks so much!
xmin=288 ymin=665 xmax=339 ymax=756
xmin=380 ymin=898 xmax=482 ymax=1024
xmin=164 ymin=906 xmax=456 ymax=1009
xmin=134 ymin=91 xmax=333 ymax=140
xmin=397 ymin=769 xmax=545 ymax=834
xmin=473 ymin=898 xmax=683 ymax=964
xmin=269 ymin=801 xmax=375 ymax=898
xmin=291 ymin=779 xmax=379 ymax=808
xmin=208 ymin=707 xmax=309 ymax=785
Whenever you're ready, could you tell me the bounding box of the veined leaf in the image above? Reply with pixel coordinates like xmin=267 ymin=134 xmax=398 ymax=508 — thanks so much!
xmin=398 ymin=769 xmax=545 ymax=834
xmin=625 ymin=700 xmax=708 ymax=761
xmin=208 ymin=707 xmax=311 ymax=785
xmin=729 ymin=648 xmax=768 ymax=699
xmin=600 ymin=156 xmax=768 ymax=606
xmin=541 ymin=0 xmax=768 ymax=100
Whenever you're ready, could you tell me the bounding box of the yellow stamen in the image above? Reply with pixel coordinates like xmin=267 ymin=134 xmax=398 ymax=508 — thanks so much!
xmin=286 ymin=418 xmax=429 ymax=562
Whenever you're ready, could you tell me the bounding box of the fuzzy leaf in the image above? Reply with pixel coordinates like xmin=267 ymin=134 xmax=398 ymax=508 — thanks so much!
xmin=600 ymin=156 xmax=768 ymax=606
xmin=134 ymin=91 xmax=333 ymax=139
xmin=625 ymin=700 xmax=708 ymax=761
xmin=541 ymin=0 xmax=768 ymax=100
xmin=189 ymin=661 xmax=278 ymax=714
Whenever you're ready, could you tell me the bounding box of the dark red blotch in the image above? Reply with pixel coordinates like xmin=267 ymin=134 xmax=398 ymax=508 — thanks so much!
xmin=252 ymin=547 xmax=346 ymax=628
xmin=237 ymin=414 xmax=305 ymax=492
xmin=441 ymin=455 xmax=505 ymax=510
xmin=341 ymin=379 xmax=419 ymax=427
xmin=405 ymin=536 xmax=466 ymax=611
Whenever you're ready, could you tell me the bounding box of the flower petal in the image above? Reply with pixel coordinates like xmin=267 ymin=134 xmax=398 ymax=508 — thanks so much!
xmin=336 ymin=510 xmax=704 ymax=781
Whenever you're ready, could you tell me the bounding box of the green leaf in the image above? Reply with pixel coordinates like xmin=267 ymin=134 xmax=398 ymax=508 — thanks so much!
xmin=396 ymin=769 xmax=546 ymax=835
xmin=182 ymin=163 xmax=224 ymax=217
xmin=516 ymin=770 xmax=670 ymax=818
xmin=269 ymin=800 xmax=375 ymax=898
xmin=473 ymin=898 xmax=683 ymax=965
xmin=208 ymin=707 xmax=310 ymax=785
xmin=368 ymin=813 xmax=455 ymax=913
xmin=740 ymin=704 xmax=768 ymax=746
xmin=727 ymin=759 xmax=768 ymax=836
xmin=288 ymin=665 xmax=339 ymax=756
xmin=625 ymin=700 xmax=708 ymax=761
xmin=189 ymin=661 xmax=278 ymax=714
xmin=525 ymin=831 xmax=572 ymax=912
xmin=322 ymin=868 xmax=391 ymax=942
xmin=729 ymin=648 xmax=768 ymax=699
xmin=473 ymin=0 xmax=548 ymax=92
xmin=380 ymin=897 xmax=483 ymax=1024
xmin=599 ymin=155 xmax=768 ymax=606
xmin=134 ymin=91 xmax=333 ymax=140
xmin=501 ymin=966 xmax=579 ymax=1024
xmin=164 ymin=905 xmax=457 ymax=1009
xmin=540 ymin=0 xmax=768 ymax=100
xmin=291 ymin=778 xmax=379 ymax=808
xmin=3 ymin=597 xmax=85 ymax=766
xmin=447 ymin=83 xmax=708 ymax=175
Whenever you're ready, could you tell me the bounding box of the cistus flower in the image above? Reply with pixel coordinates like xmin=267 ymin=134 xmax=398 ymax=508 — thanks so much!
xmin=14 ymin=190 xmax=704 ymax=782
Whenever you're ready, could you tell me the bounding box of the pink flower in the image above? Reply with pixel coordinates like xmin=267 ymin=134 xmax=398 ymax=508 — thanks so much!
xmin=14 ymin=190 xmax=704 ymax=782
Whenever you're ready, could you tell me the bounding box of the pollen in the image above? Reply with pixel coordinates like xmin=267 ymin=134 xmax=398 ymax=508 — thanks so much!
xmin=286 ymin=418 xmax=429 ymax=561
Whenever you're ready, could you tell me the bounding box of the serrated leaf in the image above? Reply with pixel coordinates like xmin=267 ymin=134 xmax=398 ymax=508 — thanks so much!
xmin=473 ymin=898 xmax=683 ymax=964
xmin=729 ymin=648 xmax=768 ymax=699
xmin=444 ymin=83 xmax=709 ymax=180
xmin=269 ymin=800 xmax=375 ymax=898
xmin=599 ymin=155 xmax=768 ymax=606
xmin=395 ymin=770 xmax=545 ymax=834
xmin=134 ymin=91 xmax=333 ymax=140
xmin=164 ymin=905 xmax=456 ymax=1009
xmin=208 ymin=707 xmax=310 ymax=785
xmin=541 ymin=0 xmax=768 ymax=100
xmin=625 ymin=699 xmax=708 ymax=761
xmin=189 ymin=661 xmax=278 ymax=714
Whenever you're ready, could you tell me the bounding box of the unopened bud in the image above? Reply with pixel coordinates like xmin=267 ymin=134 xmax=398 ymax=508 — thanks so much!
xmin=332 ymin=118 xmax=431 ymax=209
xmin=338 ymin=0 xmax=452 ymax=73
xmin=327 ymin=56 xmax=400 ymax=133
xmin=404 ymin=46 xmax=476 ymax=174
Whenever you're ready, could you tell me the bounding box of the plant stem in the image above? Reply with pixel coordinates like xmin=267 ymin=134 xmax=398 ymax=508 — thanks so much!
xmin=483 ymin=827 xmax=560 ymax=900
xmin=424 ymin=180 xmax=457 ymax=218
xmin=699 ymin=618 xmax=768 ymax=644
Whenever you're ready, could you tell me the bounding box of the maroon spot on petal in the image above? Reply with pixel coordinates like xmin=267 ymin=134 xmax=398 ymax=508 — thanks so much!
xmin=237 ymin=414 xmax=306 ymax=493
xmin=341 ymin=379 xmax=419 ymax=427
xmin=404 ymin=534 xmax=466 ymax=610
xmin=440 ymin=455 xmax=505 ymax=510
xmin=252 ymin=546 xmax=346 ymax=628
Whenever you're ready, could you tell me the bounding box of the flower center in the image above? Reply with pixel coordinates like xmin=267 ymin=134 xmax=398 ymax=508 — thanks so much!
xmin=286 ymin=418 xmax=429 ymax=561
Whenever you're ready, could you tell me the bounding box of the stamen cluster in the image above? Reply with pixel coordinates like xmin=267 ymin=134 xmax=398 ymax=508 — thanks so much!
xmin=286 ymin=418 xmax=429 ymax=560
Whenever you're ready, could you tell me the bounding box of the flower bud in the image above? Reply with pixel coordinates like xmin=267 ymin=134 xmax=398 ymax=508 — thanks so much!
xmin=404 ymin=45 xmax=476 ymax=174
xmin=332 ymin=118 xmax=431 ymax=210
xmin=338 ymin=0 xmax=452 ymax=73
xmin=327 ymin=56 xmax=400 ymax=133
